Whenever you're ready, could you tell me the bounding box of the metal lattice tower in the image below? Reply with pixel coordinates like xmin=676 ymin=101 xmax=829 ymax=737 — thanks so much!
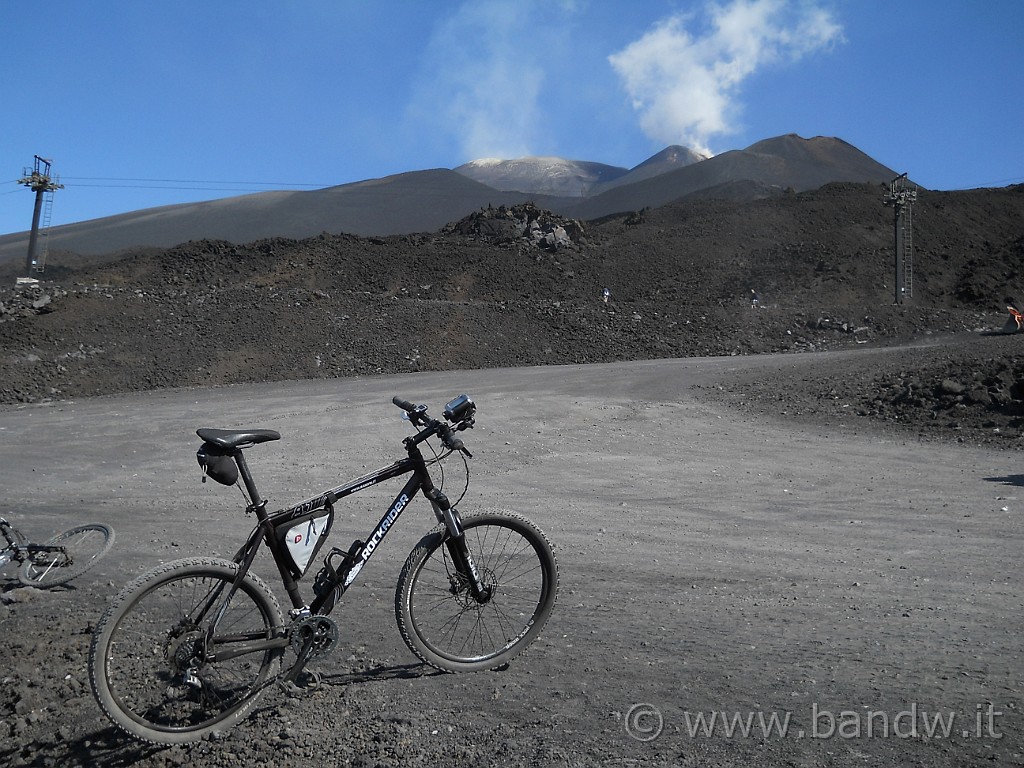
xmin=17 ymin=156 xmax=64 ymax=276
xmin=883 ymin=173 xmax=917 ymax=304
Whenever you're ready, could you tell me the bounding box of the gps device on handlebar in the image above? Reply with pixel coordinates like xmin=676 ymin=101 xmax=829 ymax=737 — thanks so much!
xmin=443 ymin=394 xmax=475 ymax=423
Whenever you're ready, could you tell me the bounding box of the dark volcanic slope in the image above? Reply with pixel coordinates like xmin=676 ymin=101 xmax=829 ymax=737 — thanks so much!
xmin=0 ymin=171 xmax=549 ymax=258
xmin=2 ymin=183 xmax=1023 ymax=448
xmin=0 ymin=134 xmax=895 ymax=259
xmin=561 ymin=135 xmax=897 ymax=220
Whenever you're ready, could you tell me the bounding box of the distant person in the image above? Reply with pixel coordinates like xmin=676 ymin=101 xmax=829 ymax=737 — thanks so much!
xmin=750 ymin=289 xmax=760 ymax=309
xmin=1008 ymin=305 xmax=1024 ymax=332
xmin=602 ymin=287 xmax=611 ymax=304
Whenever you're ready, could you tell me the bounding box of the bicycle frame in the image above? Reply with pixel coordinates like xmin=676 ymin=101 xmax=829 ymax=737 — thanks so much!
xmin=0 ymin=517 xmax=65 ymax=564
xmin=197 ymin=428 xmax=485 ymax=670
xmin=248 ymin=452 xmax=445 ymax=612
xmin=0 ymin=518 xmax=17 ymax=565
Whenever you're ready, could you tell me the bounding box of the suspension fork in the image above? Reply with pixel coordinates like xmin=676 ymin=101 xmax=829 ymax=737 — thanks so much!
xmin=424 ymin=487 xmax=492 ymax=604
xmin=405 ymin=436 xmax=489 ymax=604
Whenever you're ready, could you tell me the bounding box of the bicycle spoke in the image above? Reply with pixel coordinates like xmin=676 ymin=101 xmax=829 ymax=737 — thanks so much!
xmin=398 ymin=514 xmax=557 ymax=670
xmin=93 ymin=562 xmax=282 ymax=740
xmin=19 ymin=523 xmax=114 ymax=588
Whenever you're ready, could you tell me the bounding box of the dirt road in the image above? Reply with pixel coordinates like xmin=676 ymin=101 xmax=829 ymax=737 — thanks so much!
xmin=1 ymin=350 xmax=1021 ymax=766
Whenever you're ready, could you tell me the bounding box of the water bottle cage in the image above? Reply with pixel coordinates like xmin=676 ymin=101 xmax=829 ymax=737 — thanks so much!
xmin=312 ymin=540 xmax=362 ymax=597
xmin=312 ymin=557 xmax=338 ymax=597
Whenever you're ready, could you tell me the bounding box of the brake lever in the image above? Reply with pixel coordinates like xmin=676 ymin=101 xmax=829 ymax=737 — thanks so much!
xmin=438 ymin=423 xmax=473 ymax=458
xmin=451 ymin=437 xmax=472 ymax=458
xmin=400 ymin=406 xmax=430 ymax=428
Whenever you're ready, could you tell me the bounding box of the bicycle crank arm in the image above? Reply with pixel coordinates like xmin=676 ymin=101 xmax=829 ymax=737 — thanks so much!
xmin=277 ymin=650 xmax=322 ymax=696
xmin=279 ymin=669 xmax=322 ymax=697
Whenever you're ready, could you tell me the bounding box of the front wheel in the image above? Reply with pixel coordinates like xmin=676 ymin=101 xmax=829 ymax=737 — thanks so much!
xmin=89 ymin=557 xmax=285 ymax=745
xmin=18 ymin=523 xmax=114 ymax=588
xmin=396 ymin=512 xmax=558 ymax=673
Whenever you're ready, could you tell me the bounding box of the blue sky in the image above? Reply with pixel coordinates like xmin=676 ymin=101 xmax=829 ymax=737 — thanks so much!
xmin=2 ymin=0 xmax=1022 ymax=236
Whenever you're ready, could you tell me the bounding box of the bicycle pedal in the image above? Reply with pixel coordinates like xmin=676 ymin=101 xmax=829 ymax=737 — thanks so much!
xmin=279 ymin=669 xmax=322 ymax=697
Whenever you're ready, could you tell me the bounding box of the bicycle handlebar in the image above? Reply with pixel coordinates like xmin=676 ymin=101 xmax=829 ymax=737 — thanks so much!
xmin=393 ymin=395 xmax=475 ymax=457
xmin=392 ymin=396 xmax=418 ymax=413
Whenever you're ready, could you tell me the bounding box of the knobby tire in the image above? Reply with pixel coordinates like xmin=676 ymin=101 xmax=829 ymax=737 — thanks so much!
xmin=395 ymin=512 xmax=558 ymax=673
xmin=89 ymin=557 xmax=285 ymax=745
xmin=18 ymin=523 xmax=114 ymax=588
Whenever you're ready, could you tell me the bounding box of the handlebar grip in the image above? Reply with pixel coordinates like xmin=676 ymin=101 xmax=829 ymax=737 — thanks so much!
xmin=440 ymin=429 xmax=473 ymax=458
xmin=392 ymin=396 xmax=417 ymax=412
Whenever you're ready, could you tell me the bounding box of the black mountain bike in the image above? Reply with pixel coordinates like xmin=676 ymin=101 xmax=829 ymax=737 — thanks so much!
xmin=89 ymin=394 xmax=558 ymax=745
xmin=1 ymin=515 xmax=114 ymax=588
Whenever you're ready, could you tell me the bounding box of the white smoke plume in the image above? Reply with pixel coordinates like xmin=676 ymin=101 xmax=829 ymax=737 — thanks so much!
xmin=608 ymin=0 xmax=843 ymax=155
xmin=408 ymin=1 xmax=577 ymax=161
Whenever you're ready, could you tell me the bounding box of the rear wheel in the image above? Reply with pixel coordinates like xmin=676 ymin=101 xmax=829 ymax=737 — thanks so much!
xmin=89 ymin=557 xmax=285 ymax=744
xmin=18 ymin=523 xmax=114 ymax=588
xmin=396 ymin=512 xmax=558 ymax=672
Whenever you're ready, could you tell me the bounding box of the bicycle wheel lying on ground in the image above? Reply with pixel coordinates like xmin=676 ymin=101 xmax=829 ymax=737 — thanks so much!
xmin=89 ymin=557 xmax=285 ymax=745
xmin=396 ymin=512 xmax=558 ymax=673
xmin=18 ymin=522 xmax=115 ymax=588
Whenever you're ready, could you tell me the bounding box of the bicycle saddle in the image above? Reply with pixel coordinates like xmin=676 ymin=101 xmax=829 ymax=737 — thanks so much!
xmin=196 ymin=428 xmax=281 ymax=450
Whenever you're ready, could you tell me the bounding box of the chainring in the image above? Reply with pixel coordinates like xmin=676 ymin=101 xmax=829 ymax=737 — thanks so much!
xmin=289 ymin=614 xmax=340 ymax=659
